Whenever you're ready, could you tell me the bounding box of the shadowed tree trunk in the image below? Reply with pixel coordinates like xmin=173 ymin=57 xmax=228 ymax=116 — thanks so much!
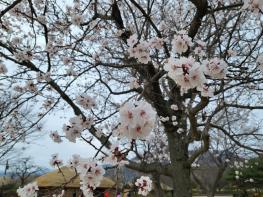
xmin=168 ymin=132 xmax=192 ymax=197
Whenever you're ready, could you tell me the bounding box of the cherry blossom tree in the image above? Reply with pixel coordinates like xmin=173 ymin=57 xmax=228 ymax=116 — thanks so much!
xmin=0 ymin=0 xmax=263 ymax=197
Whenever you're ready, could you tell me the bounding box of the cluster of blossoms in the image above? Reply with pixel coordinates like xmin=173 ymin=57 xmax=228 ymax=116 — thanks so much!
xmin=0 ymin=63 xmax=7 ymax=74
xmin=164 ymin=57 xmax=206 ymax=92
xmin=104 ymin=144 xmax=129 ymax=166
xmin=71 ymin=14 xmax=83 ymax=26
xmin=68 ymin=154 xmax=81 ymax=168
xmin=203 ymin=58 xmax=227 ymax=79
xmin=129 ymin=77 xmax=140 ymax=89
xmin=42 ymin=99 xmax=54 ymax=109
xmin=50 ymin=153 xmax=63 ymax=167
xmin=242 ymin=0 xmax=263 ymax=13
xmin=197 ymin=85 xmax=214 ymax=97
xmin=63 ymin=115 xmax=94 ymax=142
xmin=36 ymin=72 xmax=51 ymax=82
xmin=76 ymin=94 xmax=96 ymax=110
xmin=0 ymin=133 xmax=5 ymax=143
xmin=164 ymin=56 xmax=226 ymax=96
xmin=17 ymin=182 xmax=38 ymax=197
xmin=63 ymin=57 xmax=73 ymax=65
xmin=115 ymin=101 xmax=156 ymax=140
xmin=127 ymin=34 xmax=151 ymax=64
xmin=2 ymin=120 xmax=18 ymax=139
xmin=49 ymin=131 xmax=62 ymax=143
xmin=65 ymin=1 xmax=86 ymax=26
xmin=75 ymin=158 xmax=105 ymax=197
xmin=25 ymin=80 xmax=37 ymax=93
xmin=46 ymin=41 xmax=58 ymax=54
xmin=194 ymin=40 xmax=206 ymax=57
xmin=65 ymin=66 xmax=77 ymax=76
xmin=148 ymin=37 xmax=164 ymax=49
xmin=135 ymin=176 xmax=153 ymax=196
xmin=172 ymin=31 xmax=193 ymax=54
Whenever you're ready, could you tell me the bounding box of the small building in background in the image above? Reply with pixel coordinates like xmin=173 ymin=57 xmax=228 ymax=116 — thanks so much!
xmin=36 ymin=166 xmax=116 ymax=197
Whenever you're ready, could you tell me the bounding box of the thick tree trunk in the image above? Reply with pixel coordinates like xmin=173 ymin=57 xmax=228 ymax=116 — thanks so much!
xmin=172 ymin=161 xmax=192 ymax=197
xmin=167 ymin=132 xmax=192 ymax=197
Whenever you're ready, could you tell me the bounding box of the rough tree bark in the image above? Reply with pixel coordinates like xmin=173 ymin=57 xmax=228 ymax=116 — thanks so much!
xmin=168 ymin=132 xmax=192 ymax=197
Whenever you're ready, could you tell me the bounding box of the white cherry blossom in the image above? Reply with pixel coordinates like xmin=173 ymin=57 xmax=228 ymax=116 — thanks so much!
xmin=127 ymin=35 xmax=151 ymax=64
xmin=117 ymin=101 xmax=156 ymax=140
xmin=243 ymin=0 xmax=263 ymax=13
xmin=0 ymin=63 xmax=7 ymax=74
xmin=164 ymin=57 xmax=206 ymax=91
xmin=203 ymin=58 xmax=227 ymax=79
xmin=172 ymin=31 xmax=193 ymax=54
xmin=50 ymin=131 xmax=62 ymax=143
xmin=197 ymin=85 xmax=214 ymax=97
xmin=25 ymin=80 xmax=37 ymax=92
xmin=50 ymin=153 xmax=63 ymax=167
xmin=68 ymin=154 xmax=81 ymax=168
xmin=129 ymin=77 xmax=140 ymax=89
xmin=17 ymin=182 xmax=38 ymax=197
xmin=76 ymin=94 xmax=96 ymax=110
xmin=104 ymin=144 xmax=129 ymax=166
xmin=63 ymin=115 xmax=94 ymax=142
xmin=135 ymin=176 xmax=153 ymax=196
xmin=76 ymin=159 xmax=105 ymax=197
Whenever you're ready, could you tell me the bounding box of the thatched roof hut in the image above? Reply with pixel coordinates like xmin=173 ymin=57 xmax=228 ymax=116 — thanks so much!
xmin=36 ymin=166 xmax=116 ymax=197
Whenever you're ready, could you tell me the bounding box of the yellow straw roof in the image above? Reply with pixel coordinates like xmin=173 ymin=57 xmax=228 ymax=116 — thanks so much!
xmin=36 ymin=166 xmax=115 ymax=188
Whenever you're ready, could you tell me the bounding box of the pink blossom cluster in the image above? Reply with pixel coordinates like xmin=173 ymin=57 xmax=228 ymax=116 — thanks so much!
xmin=172 ymin=31 xmax=193 ymax=54
xmin=63 ymin=115 xmax=94 ymax=142
xmin=0 ymin=63 xmax=7 ymax=74
xmin=164 ymin=56 xmax=226 ymax=96
xmin=242 ymin=0 xmax=263 ymax=13
xmin=25 ymin=80 xmax=37 ymax=93
xmin=76 ymin=94 xmax=96 ymax=110
xmin=104 ymin=144 xmax=129 ymax=166
xmin=68 ymin=154 xmax=81 ymax=168
xmin=203 ymin=58 xmax=228 ymax=79
xmin=164 ymin=57 xmax=206 ymax=93
xmin=116 ymin=101 xmax=156 ymax=140
xmin=75 ymin=158 xmax=105 ymax=197
xmin=49 ymin=131 xmax=62 ymax=143
xmin=127 ymin=34 xmax=151 ymax=64
xmin=17 ymin=182 xmax=38 ymax=197
xmin=129 ymin=77 xmax=140 ymax=89
xmin=36 ymin=72 xmax=51 ymax=82
xmin=50 ymin=153 xmax=63 ymax=167
xmin=135 ymin=176 xmax=153 ymax=196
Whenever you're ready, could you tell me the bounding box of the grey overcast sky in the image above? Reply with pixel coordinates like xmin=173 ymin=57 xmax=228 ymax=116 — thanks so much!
xmin=17 ymin=112 xmax=98 ymax=169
